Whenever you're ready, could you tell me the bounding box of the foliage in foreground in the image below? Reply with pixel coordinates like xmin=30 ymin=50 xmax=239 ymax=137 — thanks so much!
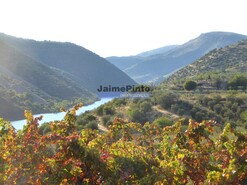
xmin=0 ymin=106 xmax=246 ymax=185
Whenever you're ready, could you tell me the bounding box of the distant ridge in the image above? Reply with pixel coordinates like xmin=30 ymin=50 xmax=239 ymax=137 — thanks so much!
xmin=107 ymin=32 xmax=247 ymax=83
xmin=137 ymin=45 xmax=179 ymax=57
xmin=165 ymin=39 xmax=247 ymax=84
xmin=106 ymin=45 xmax=178 ymax=71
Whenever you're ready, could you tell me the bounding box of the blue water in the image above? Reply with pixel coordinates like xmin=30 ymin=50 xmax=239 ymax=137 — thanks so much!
xmin=11 ymin=98 xmax=113 ymax=130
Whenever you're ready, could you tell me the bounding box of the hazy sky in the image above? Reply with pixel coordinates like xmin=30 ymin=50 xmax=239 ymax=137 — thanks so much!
xmin=0 ymin=0 xmax=246 ymax=57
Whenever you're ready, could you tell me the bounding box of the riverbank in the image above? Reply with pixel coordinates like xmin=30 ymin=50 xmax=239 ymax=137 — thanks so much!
xmin=11 ymin=97 xmax=113 ymax=130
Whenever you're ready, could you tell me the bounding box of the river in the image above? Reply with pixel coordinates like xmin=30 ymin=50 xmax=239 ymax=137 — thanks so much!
xmin=11 ymin=97 xmax=113 ymax=130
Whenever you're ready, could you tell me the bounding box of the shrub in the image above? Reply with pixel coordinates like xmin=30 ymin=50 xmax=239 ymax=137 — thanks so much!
xmin=103 ymin=106 xmax=115 ymax=115
xmin=102 ymin=115 xmax=112 ymax=126
xmin=227 ymin=75 xmax=247 ymax=90
xmin=139 ymin=101 xmax=152 ymax=113
xmin=128 ymin=109 xmax=147 ymax=124
xmin=0 ymin=111 xmax=246 ymax=184
xmin=183 ymin=80 xmax=197 ymax=91
xmin=157 ymin=92 xmax=178 ymax=109
xmin=85 ymin=121 xmax=98 ymax=130
xmin=96 ymin=105 xmax=104 ymax=116
xmin=153 ymin=116 xmax=173 ymax=128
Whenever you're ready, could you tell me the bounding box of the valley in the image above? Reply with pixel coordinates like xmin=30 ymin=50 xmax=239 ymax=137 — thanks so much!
xmin=0 ymin=31 xmax=246 ymax=184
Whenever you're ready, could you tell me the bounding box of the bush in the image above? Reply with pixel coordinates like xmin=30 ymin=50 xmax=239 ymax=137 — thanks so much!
xmin=112 ymin=98 xmax=127 ymax=106
xmin=75 ymin=113 xmax=97 ymax=128
xmin=194 ymin=111 xmax=204 ymax=122
xmin=103 ymin=106 xmax=115 ymax=115
xmin=157 ymin=92 xmax=178 ymax=109
xmin=227 ymin=75 xmax=247 ymax=90
xmin=139 ymin=101 xmax=152 ymax=113
xmin=128 ymin=109 xmax=147 ymax=124
xmin=38 ymin=122 xmax=51 ymax=135
xmin=102 ymin=115 xmax=112 ymax=126
xmin=0 ymin=111 xmax=246 ymax=184
xmin=96 ymin=105 xmax=104 ymax=116
xmin=183 ymin=80 xmax=197 ymax=91
xmin=153 ymin=116 xmax=173 ymax=128
xmin=85 ymin=121 xmax=98 ymax=130
xmin=213 ymin=104 xmax=222 ymax=114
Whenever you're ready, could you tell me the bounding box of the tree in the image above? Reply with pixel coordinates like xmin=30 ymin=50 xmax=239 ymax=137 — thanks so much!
xmin=128 ymin=109 xmax=147 ymax=124
xmin=140 ymin=101 xmax=152 ymax=113
xmin=85 ymin=121 xmax=98 ymax=130
xmin=96 ymin=105 xmax=104 ymax=116
xmin=213 ymin=104 xmax=222 ymax=114
xmin=157 ymin=92 xmax=178 ymax=109
xmin=227 ymin=75 xmax=247 ymax=90
xmin=240 ymin=110 xmax=247 ymax=123
xmin=103 ymin=106 xmax=115 ymax=115
xmin=101 ymin=115 xmax=112 ymax=126
xmin=183 ymin=80 xmax=197 ymax=91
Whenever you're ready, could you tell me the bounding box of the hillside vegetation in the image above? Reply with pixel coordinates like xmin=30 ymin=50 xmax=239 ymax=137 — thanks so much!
xmin=0 ymin=40 xmax=97 ymax=120
xmin=165 ymin=39 xmax=247 ymax=85
xmin=153 ymin=39 xmax=247 ymax=129
xmin=79 ymin=39 xmax=247 ymax=133
xmin=0 ymin=33 xmax=136 ymax=120
xmin=0 ymin=33 xmax=136 ymax=92
xmin=0 ymin=33 xmax=247 ymax=184
xmin=0 ymin=107 xmax=246 ymax=184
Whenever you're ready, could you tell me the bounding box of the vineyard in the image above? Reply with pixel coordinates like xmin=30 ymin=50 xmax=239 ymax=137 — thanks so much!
xmin=0 ymin=104 xmax=246 ymax=185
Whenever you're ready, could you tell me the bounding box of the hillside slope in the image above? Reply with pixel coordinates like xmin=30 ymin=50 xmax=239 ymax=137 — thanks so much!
xmin=137 ymin=45 xmax=179 ymax=57
xmin=82 ymin=40 xmax=247 ymax=132
xmin=0 ymin=40 xmax=97 ymax=120
xmin=106 ymin=56 xmax=145 ymax=71
xmin=165 ymin=39 xmax=247 ymax=84
xmin=119 ymin=32 xmax=247 ymax=83
xmin=106 ymin=45 xmax=178 ymax=72
xmin=0 ymin=33 xmax=136 ymax=92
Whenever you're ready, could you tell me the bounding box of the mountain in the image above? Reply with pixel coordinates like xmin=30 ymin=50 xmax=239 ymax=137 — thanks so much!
xmin=154 ymin=39 xmax=247 ymax=125
xmin=106 ymin=45 xmax=178 ymax=71
xmin=165 ymin=39 xmax=247 ymax=84
xmin=109 ymin=32 xmax=247 ymax=83
xmin=0 ymin=33 xmax=136 ymax=120
xmin=137 ymin=45 xmax=179 ymax=57
xmin=0 ymin=39 xmax=97 ymax=120
xmin=106 ymin=56 xmax=145 ymax=71
xmin=0 ymin=33 xmax=136 ymax=92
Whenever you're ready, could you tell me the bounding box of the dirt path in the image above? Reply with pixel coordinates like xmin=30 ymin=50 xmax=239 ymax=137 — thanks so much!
xmin=153 ymin=106 xmax=180 ymax=119
xmin=98 ymin=123 xmax=108 ymax=132
xmin=96 ymin=105 xmax=179 ymax=132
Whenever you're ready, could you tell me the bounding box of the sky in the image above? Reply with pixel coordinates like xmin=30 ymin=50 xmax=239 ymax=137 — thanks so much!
xmin=0 ymin=0 xmax=247 ymax=57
